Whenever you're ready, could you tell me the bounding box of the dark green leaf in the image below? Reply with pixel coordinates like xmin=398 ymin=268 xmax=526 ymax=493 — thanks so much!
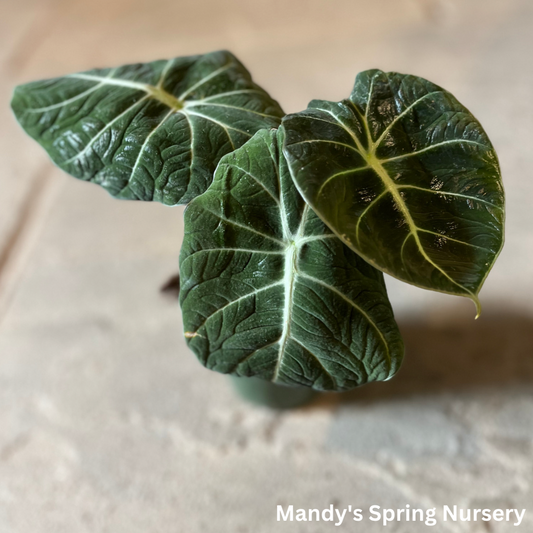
xmin=282 ymin=70 xmax=505 ymax=314
xmin=11 ymin=50 xmax=284 ymax=205
xmin=179 ymin=129 xmax=403 ymax=391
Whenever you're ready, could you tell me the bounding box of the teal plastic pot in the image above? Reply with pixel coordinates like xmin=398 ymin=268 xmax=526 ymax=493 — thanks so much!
xmin=229 ymin=376 xmax=318 ymax=409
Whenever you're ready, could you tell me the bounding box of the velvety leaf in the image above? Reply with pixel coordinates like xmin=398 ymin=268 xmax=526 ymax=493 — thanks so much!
xmin=282 ymin=70 xmax=505 ymax=314
xmin=11 ymin=50 xmax=284 ymax=205
xmin=179 ymin=129 xmax=403 ymax=391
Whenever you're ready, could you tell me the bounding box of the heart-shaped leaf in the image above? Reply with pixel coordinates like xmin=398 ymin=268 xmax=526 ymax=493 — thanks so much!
xmin=11 ymin=50 xmax=284 ymax=205
xmin=282 ymin=70 xmax=505 ymax=314
xmin=179 ymin=128 xmax=403 ymax=391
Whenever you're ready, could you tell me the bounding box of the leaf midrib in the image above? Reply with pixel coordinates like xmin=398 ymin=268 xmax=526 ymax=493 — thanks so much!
xmin=313 ymin=92 xmax=484 ymax=311
xmin=368 ymin=153 xmax=479 ymax=303
xmin=69 ymin=73 xmax=184 ymax=111
xmin=362 ymin=97 xmax=480 ymax=308
xmin=66 ymin=71 xmax=279 ymax=120
xmin=191 ymin=197 xmax=392 ymax=382
xmin=50 ymin=70 xmax=272 ymax=192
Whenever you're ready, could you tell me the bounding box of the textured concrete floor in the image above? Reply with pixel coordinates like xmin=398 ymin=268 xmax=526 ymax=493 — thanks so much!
xmin=1 ymin=0 xmax=533 ymax=531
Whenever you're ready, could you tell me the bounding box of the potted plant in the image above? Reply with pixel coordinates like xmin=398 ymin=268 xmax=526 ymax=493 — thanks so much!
xmin=10 ymin=50 xmax=505 ymax=408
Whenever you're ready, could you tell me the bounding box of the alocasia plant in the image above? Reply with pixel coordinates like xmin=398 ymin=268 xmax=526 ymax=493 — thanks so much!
xmin=11 ymin=50 xmax=505 ymax=393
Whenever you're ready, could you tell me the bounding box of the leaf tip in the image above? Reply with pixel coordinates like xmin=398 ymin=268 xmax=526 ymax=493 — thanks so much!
xmin=472 ymin=295 xmax=482 ymax=319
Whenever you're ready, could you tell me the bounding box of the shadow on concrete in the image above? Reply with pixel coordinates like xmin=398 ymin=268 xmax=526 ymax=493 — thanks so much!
xmin=315 ymin=308 xmax=533 ymax=406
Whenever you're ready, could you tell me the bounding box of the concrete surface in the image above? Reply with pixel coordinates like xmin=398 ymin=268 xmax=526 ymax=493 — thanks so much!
xmin=1 ymin=0 xmax=533 ymax=531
